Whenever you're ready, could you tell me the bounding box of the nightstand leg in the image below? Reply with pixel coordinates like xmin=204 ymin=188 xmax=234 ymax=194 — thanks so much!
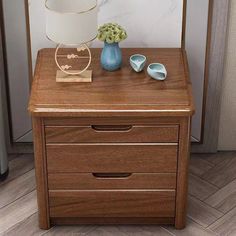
xmin=175 ymin=117 xmax=191 ymax=229
xmin=33 ymin=118 xmax=50 ymax=229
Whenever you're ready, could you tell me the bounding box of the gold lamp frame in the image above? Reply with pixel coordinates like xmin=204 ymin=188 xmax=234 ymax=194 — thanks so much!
xmin=45 ymin=0 xmax=98 ymax=83
xmin=54 ymin=43 xmax=93 ymax=82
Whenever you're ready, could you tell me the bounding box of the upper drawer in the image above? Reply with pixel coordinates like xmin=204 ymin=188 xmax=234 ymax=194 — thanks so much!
xmin=47 ymin=144 xmax=177 ymax=173
xmin=45 ymin=125 xmax=179 ymax=143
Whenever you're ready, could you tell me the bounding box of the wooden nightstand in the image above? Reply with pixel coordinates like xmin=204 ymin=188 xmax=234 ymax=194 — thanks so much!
xmin=29 ymin=48 xmax=194 ymax=230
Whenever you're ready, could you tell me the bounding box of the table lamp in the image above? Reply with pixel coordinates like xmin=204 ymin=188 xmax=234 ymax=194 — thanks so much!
xmin=45 ymin=0 xmax=98 ymax=82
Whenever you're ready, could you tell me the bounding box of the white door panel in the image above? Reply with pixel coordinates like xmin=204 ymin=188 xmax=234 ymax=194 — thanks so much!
xmin=185 ymin=0 xmax=210 ymax=141
xmin=2 ymin=0 xmax=31 ymax=142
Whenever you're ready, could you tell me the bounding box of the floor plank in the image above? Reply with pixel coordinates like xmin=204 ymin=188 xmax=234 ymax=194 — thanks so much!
xmin=205 ymin=178 xmax=236 ymax=213
xmin=202 ymin=156 xmax=236 ymax=188
xmin=0 ymin=191 xmax=37 ymax=235
xmin=118 ymin=225 xmax=173 ymax=236
xmin=84 ymin=225 xmax=173 ymax=236
xmin=165 ymin=218 xmax=217 ymax=236
xmin=188 ymin=174 xmax=218 ymax=200
xmin=208 ymin=206 xmax=236 ymax=236
xmin=2 ymin=213 xmax=46 ymax=236
xmin=187 ymin=196 xmax=223 ymax=228
xmin=189 ymin=155 xmax=214 ymax=177
xmin=202 ymin=152 xmax=236 ymax=166
xmin=42 ymin=225 xmax=97 ymax=236
xmin=84 ymin=226 xmax=127 ymax=236
xmin=0 ymin=169 xmax=36 ymax=209
xmin=7 ymin=154 xmax=19 ymax=162
xmin=0 ymin=154 xmax=34 ymax=187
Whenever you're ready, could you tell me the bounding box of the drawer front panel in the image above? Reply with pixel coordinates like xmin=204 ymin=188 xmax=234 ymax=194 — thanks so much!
xmin=47 ymin=144 xmax=178 ymax=173
xmin=45 ymin=125 xmax=179 ymax=143
xmin=48 ymin=173 xmax=177 ymax=190
xmin=49 ymin=190 xmax=176 ymax=218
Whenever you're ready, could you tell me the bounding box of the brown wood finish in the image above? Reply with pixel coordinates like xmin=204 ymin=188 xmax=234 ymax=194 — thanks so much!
xmin=181 ymin=0 xmax=187 ymax=49
xmin=44 ymin=117 xmax=182 ymax=126
xmin=48 ymin=173 xmax=177 ymax=190
xmin=32 ymin=118 xmax=50 ymax=229
xmin=51 ymin=217 xmax=175 ymax=225
xmin=29 ymin=48 xmax=194 ymax=229
xmin=28 ymin=48 xmax=194 ymax=118
xmin=46 ymin=144 xmax=178 ymax=173
xmin=45 ymin=125 xmax=179 ymax=143
xmin=49 ymin=190 xmax=176 ymax=218
xmin=175 ymin=117 xmax=191 ymax=229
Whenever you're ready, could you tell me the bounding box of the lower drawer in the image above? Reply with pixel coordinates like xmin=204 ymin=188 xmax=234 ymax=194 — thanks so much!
xmin=49 ymin=190 xmax=176 ymax=218
xmin=48 ymin=173 xmax=177 ymax=190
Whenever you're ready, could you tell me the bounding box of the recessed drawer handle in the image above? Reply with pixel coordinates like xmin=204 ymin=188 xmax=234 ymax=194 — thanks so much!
xmin=91 ymin=125 xmax=133 ymax=132
xmin=92 ymin=173 xmax=132 ymax=179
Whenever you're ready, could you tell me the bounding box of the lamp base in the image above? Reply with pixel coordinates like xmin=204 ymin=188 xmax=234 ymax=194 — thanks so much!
xmin=56 ymin=70 xmax=92 ymax=83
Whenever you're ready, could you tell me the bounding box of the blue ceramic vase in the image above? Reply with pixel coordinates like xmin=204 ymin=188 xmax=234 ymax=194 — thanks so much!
xmin=101 ymin=42 xmax=122 ymax=71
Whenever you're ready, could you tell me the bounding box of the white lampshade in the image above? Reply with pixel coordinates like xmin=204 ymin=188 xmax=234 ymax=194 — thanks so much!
xmin=45 ymin=0 xmax=98 ymax=45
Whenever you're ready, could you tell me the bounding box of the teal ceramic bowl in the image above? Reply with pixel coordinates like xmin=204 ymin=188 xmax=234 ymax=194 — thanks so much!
xmin=130 ymin=54 xmax=147 ymax=73
xmin=147 ymin=63 xmax=167 ymax=81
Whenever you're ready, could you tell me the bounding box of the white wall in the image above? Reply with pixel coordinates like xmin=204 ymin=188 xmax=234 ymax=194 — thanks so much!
xmin=29 ymin=0 xmax=183 ymax=68
xmin=218 ymin=0 xmax=236 ymax=150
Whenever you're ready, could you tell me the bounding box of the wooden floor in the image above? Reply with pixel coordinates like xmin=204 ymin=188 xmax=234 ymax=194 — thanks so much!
xmin=1 ymin=152 xmax=236 ymax=236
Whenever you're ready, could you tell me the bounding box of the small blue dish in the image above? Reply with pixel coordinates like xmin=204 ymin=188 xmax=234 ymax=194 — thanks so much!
xmin=147 ymin=63 xmax=167 ymax=81
xmin=130 ymin=54 xmax=147 ymax=73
